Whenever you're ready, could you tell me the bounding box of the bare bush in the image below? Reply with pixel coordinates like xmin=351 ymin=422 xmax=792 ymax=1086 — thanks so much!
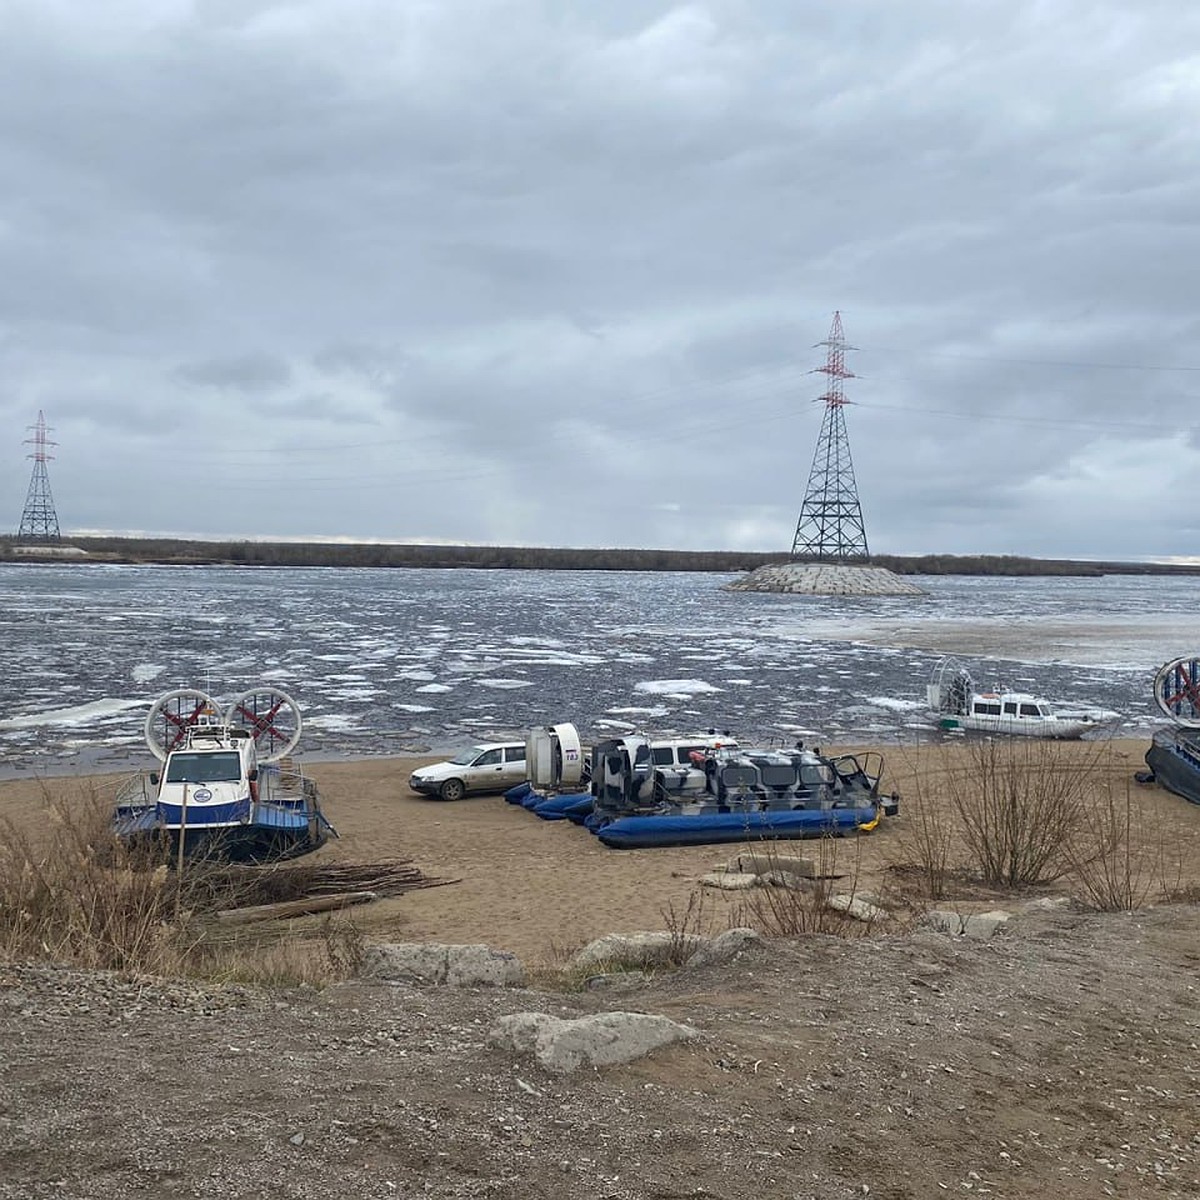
xmin=949 ymin=739 xmax=1101 ymax=887
xmin=891 ymin=750 xmax=957 ymax=899
xmin=1063 ymin=777 xmax=1181 ymax=912
xmin=731 ymin=835 xmax=873 ymax=938
xmin=659 ymin=889 xmax=711 ymax=965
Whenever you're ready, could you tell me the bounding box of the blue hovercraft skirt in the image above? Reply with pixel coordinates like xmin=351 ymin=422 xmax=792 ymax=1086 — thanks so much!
xmin=563 ymin=796 xmax=595 ymax=823
xmin=533 ymin=791 xmax=594 ymax=820
xmin=595 ymin=806 xmax=878 ymax=849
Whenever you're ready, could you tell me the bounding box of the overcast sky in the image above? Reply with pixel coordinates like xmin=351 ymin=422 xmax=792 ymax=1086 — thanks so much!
xmin=2 ymin=0 xmax=1198 ymax=559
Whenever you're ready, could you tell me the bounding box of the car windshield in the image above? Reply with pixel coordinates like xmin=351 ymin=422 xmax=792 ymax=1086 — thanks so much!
xmin=450 ymin=746 xmax=486 ymax=766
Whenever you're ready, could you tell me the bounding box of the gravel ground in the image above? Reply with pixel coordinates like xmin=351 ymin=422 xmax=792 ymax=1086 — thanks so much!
xmin=3 ymin=902 xmax=1199 ymax=1199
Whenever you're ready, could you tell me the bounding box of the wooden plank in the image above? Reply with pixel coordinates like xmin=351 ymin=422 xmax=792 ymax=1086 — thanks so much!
xmin=214 ymin=890 xmax=378 ymax=925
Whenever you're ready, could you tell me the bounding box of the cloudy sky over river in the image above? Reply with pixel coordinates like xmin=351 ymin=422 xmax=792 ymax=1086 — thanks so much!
xmin=2 ymin=3 xmax=1198 ymax=559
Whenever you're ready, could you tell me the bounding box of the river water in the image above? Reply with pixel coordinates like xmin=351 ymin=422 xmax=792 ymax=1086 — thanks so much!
xmin=0 ymin=564 xmax=1195 ymax=776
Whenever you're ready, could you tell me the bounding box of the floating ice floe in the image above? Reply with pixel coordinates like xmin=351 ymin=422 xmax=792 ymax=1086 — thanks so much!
xmin=0 ymin=698 xmax=146 ymax=730
xmin=304 ymin=713 xmax=361 ymax=733
xmin=865 ymin=696 xmax=927 ymax=712
xmin=634 ymin=679 xmax=721 ymax=697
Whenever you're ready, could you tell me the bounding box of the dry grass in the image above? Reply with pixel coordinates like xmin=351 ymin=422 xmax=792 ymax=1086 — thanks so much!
xmin=187 ymin=919 xmax=368 ymax=986
xmin=0 ymin=782 xmax=366 ymax=984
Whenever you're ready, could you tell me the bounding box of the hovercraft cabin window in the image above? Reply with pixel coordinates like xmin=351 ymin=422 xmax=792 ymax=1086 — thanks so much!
xmin=164 ymin=751 xmax=243 ymax=784
xmin=972 ymin=701 xmax=1002 ymax=716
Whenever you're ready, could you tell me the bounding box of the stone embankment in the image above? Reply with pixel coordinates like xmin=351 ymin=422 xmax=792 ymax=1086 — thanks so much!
xmin=726 ymin=562 xmax=925 ymax=595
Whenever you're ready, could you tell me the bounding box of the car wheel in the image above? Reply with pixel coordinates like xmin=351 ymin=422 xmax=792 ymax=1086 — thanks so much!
xmin=438 ymin=778 xmax=466 ymax=802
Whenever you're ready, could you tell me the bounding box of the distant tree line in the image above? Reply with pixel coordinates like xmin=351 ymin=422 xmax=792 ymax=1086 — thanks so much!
xmin=1 ymin=536 xmax=1198 ymax=577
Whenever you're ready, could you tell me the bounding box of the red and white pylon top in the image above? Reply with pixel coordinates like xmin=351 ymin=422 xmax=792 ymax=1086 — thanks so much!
xmin=25 ymin=410 xmax=56 ymax=462
xmin=812 ymin=310 xmax=857 ymax=409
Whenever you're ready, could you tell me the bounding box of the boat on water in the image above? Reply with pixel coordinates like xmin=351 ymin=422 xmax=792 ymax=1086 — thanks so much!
xmin=113 ymin=685 xmax=337 ymax=863
xmin=925 ymin=657 xmax=1119 ymax=739
xmin=1141 ymin=655 xmax=1200 ymax=806
xmin=514 ymin=724 xmax=896 ymax=849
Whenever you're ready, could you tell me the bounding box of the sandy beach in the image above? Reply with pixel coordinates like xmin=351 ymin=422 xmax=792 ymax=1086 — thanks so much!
xmin=6 ymin=736 xmax=1200 ymax=1198
xmin=2 ymin=735 xmax=1194 ymax=965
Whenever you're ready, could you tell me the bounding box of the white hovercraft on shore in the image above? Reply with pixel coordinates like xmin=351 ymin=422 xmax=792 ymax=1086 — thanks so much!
xmin=113 ymin=685 xmax=336 ymax=863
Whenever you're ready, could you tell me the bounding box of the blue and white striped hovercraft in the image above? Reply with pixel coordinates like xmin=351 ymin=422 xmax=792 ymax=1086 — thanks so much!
xmin=113 ymin=685 xmax=337 ymax=863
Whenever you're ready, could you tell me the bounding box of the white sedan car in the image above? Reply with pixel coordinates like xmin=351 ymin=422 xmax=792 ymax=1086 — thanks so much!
xmin=408 ymin=742 xmax=528 ymax=801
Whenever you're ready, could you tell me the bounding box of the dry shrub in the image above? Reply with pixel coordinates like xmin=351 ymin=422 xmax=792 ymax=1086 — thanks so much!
xmin=890 ymin=749 xmax=957 ymax=900
xmin=0 ymin=783 xmax=361 ymax=985
xmin=659 ymin=889 xmax=711 ymax=965
xmin=731 ymin=834 xmax=876 ymax=938
xmin=949 ymin=738 xmax=1103 ymax=887
xmin=1063 ymin=776 xmax=1182 ymax=912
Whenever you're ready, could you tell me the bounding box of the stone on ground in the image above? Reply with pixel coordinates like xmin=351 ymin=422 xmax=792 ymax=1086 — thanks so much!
xmin=700 ymin=871 xmax=760 ymax=891
xmin=489 ymin=1011 xmax=698 ymax=1073
xmin=684 ymin=928 xmax=765 ymax=969
xmin=827 ymin=894 xmax=888 ymax=923
xmin=925 ymin=910 xmax=1013 ymax=938
xmin=570 ymin=931 xmax=704 ymax=970
xmin=730 ymin=852 xmax=817 ymax=878
xmin=361 ymin=943 xmax=526 ymax=986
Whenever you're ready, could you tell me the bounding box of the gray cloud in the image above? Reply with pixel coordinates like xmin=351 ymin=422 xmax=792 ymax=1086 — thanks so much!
xmin=1 ymin=0 xmax=1198 ymax=557
xmin=176 ymin=354 xmax=292 ymax=391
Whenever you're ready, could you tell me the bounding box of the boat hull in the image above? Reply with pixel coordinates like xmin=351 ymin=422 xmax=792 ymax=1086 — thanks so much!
xmin=936 ymin=714 xmax=1101 ymax=739
xmin=113 ymin=803 xmax=334 ymax=863
xmin=1145 ymin=729 xmax=1200 ymax=806
xmin=595 ymin=806 xmax=877 ymax=850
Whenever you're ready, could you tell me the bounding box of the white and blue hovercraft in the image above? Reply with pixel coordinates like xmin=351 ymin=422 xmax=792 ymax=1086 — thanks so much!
xmin=113 ymin=685 xmax=337 ymax=863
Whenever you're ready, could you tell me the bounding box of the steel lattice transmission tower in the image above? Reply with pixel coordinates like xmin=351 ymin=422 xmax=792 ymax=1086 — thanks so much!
xmin=17 ymin=410 xmax=61 ymax=542
xmin=790 ymin=312 xmax=869 ymax=560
